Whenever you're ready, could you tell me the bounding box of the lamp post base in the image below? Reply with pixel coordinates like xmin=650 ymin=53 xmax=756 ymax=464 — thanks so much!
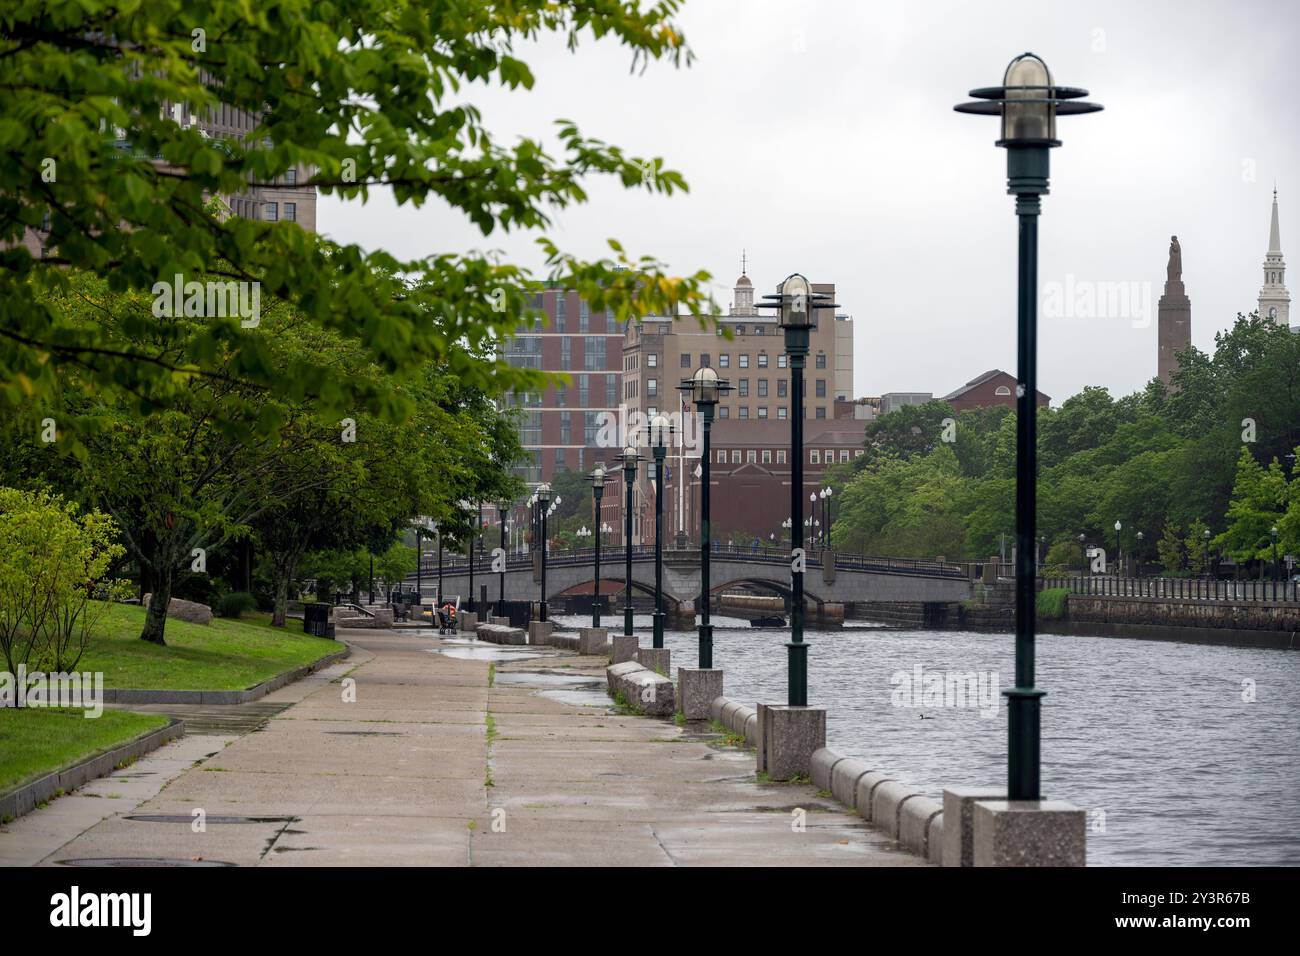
xmin=786 ymin=640 xmax=809 ymax=707
xmin=1005 ymin=687 xmax=1046 ymax=800
xmin=651 ymin=610 xmax=665 ymax=649
xmin=677 ymin=667 xmax=722 ymax=720
xmin=623 ymin=604 xmax=634 ymax=637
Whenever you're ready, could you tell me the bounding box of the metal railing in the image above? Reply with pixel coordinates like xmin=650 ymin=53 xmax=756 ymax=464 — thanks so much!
xmin=1040 ymin=574 xmax=1298 ymax=603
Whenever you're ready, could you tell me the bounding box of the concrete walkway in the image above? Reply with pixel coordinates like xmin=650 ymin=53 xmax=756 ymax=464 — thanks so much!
xmin=0 ymin=627 xmax=926 ymax=867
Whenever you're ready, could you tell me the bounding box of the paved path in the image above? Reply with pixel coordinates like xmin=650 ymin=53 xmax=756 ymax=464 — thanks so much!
xmin=0 ymin=628 xmax=925 ymax=867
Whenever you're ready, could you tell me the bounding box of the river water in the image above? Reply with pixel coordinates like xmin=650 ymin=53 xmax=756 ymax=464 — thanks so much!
xmin=555 ymin=613 xmax=1300 ymax=866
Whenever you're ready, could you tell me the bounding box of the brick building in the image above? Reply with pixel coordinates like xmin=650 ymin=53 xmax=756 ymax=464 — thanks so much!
xmin=941 ymin=369 xmax=1050 ymax=413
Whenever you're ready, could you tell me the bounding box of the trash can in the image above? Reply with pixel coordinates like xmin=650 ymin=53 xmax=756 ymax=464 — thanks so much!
xmin=303 ymin=602 xmax=333 ymax=638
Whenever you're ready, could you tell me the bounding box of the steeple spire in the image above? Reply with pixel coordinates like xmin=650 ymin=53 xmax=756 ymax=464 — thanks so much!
xmin=1259 ymin=187 xmax=1290 ymax=326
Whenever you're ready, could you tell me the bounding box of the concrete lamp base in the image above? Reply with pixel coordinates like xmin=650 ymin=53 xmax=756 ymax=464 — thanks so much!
xmin=635 ymin=647 xmax=671 ymax=677
xmin=578 ymin=627 xmax=609 ymax=656
xmin=943 ymin=787 xmax=1006 ymax=867
xmin=527 ymin=620 xmax=553 ymax=646
xmin=677 ymin=668 xmax=722 ymax=720
xmin=611 ymin=634 xmax=639 ymax=665
xmin=972 ymin=800 xmax=1086 ymax=867
xmin=760 ymin=704 xmax=826 ymax=781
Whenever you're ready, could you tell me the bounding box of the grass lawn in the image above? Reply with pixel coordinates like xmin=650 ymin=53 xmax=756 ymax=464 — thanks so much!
xmin=0 ymin=707 xmax=171 ymax=796
xmin=76 ymin=603 xmax=341 ymax=691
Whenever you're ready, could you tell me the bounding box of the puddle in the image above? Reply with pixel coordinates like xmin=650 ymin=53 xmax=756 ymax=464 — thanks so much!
xmin=428 ymin=640 xmax=543 ymax=663
xmin=58 ymin=857 xmax=237 ymax=867
xmin=126 ymin=814 xmax=296 ymax=825
xmin=493 ymin=671 xmax=603 ymax=688
xmin=537 ymin=688 xmax=612 ymax=708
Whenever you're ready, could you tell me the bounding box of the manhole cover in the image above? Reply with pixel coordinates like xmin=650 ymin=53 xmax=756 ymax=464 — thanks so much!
xmin=57 ymin=857 xmax=237 ymax=867
xmin=125 ymin=814 xmax=296 ymax=825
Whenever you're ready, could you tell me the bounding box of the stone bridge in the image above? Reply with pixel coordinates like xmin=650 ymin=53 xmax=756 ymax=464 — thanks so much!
xmin=409 ymin=547 xmax=973 ymax=622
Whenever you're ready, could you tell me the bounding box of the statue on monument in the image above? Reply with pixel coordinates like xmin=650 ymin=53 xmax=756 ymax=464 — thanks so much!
xmin=1167 ymin=235 xmax=1181 ymax=283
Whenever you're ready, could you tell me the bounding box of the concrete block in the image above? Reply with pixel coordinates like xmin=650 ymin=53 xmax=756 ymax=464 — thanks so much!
xmin=527 ymin=620 xmax=552 ymax=645
xmin=972 ymin=800 xmax=1086 ymax=867
xmin=871 ymin=781 xmax=924 ymax=838
xmin=854 ymin=771 xmax=895 ymax=821
xmin=942 ymin=787 xmax=1005 ymax=867
xmin=732 ymin=706 xmax=756 ymax=737
xmin=606 ymin=661 xmax=642 ymax=693
xmin=743 ymin=713 xmax=757 ymax=745
xmin=458 ymin=611 xmax=479 ymax=632
xmin=677 ymin=668 xmax=722 ymax=720
xmin=810 ymin=748 xmax=843 ymax=792
xmin=899 ymin=795 xmax=944 ymax=859
xmin=578 ymin=627 xmax=609 ymax=656
xmin=607 ymin=662 xmax=676 ymax=717
xmin=709 ymin=696 xmax=728 ymax=724
xmin=927 ymin=813 xmax=945 ymax=865
xmin=635 ymin=647 xmax=670 ymax=676
xmin=612 ymin=634 xmax=639 ymax=664
xmin=761 ymin=705 xmax=826 ymax=781
xmin=831 ymin=757 xmax=873 ymax=809
xmin=720 ymin=700 xmax=742 ymax=730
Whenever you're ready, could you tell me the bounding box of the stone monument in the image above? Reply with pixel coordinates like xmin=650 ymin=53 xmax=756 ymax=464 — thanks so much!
xmin=1157 ymin=235 xmax=1191 ymax=387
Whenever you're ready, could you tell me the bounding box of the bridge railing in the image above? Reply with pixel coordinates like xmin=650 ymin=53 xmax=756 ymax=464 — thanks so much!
xmin=1040 ymin=574 xmax=1298 ymax=603
xmin=418 ymin=544 xmax=968 ymax=580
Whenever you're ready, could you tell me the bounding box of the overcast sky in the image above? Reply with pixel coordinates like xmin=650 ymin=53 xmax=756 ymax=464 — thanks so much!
xmin=321 ymin=0 xmax=1299 ymax=405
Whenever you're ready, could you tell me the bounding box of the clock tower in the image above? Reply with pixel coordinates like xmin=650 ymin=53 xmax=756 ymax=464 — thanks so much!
xmin=1258 ymin=188 xmax=1289 ymax=326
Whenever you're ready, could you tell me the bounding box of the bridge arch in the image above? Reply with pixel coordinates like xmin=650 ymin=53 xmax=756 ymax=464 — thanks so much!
xmin=707 ymin=576 xmax=830 ymax=610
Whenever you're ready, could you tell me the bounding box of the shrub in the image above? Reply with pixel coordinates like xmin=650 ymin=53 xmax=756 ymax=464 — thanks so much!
xmin=1036 ymin=587 xmax=1070 ymax=621
xmin=216 ymin=591 xmax=257 ymax=619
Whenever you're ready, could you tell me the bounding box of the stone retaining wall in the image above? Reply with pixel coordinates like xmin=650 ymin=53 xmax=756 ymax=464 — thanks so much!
xmin=605 ymin=661 xmax=675 ymax=717
xmin=101 ymin=646 xmax=351 ymax=705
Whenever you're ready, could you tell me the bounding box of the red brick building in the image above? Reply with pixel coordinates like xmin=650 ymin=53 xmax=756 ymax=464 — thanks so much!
xmin=941 ymin=369 xmax=1050 ymax=413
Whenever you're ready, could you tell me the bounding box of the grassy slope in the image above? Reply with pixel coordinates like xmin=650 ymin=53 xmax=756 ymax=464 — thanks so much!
xmin=76 ymin=604 xmax=340 ymax=690
xmin=0 ymin=708 xmax=170 ymax=795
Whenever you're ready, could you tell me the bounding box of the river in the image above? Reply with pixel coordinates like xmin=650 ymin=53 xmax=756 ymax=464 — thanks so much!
xmin=556 ymin=613 xmax=1300 ymax=866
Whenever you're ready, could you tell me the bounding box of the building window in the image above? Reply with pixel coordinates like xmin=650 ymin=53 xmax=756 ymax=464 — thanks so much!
xmin=732 ymin=450 xmax=741 ymax=463
xmin=579 ymin=301 xmax=590 ymax=333
xmin=681 ymin=353 xmax=691 ymax=368
xmin=284 ymin=202 xmax=296 ymax=222
xmin=560 ymin=337 xmax=572 ymax=370
xmin=816 ymin=379 xmax=827 ymax=398
xmin=606 ymin=374 xmax=617 ymax=406
xmin=777 ymin=379 xmax=787 ymax=398
xmin=855 ymin=449 xmax=864 ymax=458
xmin=739 ymin=354 xmax=749 ymax=368
xmin=777 ymin=449 xmax=787 ymax=463
xmin=762 ymin=449 xmax=772 ymax=463
xmin=778 ymin=355 xmax=788 ymax=368
xmin=286 ymin=168 xmax=297 ymax=185
xmin=700 ymin=353 xmax=710 ymax=367
xmin=840 ymin=450 xmax=850 ymax=462
xmin=995 ymin=385 xmax=1012 ymax=396
xmin=647 ymin=353 xmax=658 ymax=368
xmin=778 ymin=407 xmax=787 ymax=420
xmin=747 ymin=450 xmax=757 ymax=463
xmin=555 ymin=448 xmax=566 ymax=467
xmin=753 ymin=326 xmax=763 ymax=336
xmin=816 ymin=407 xmax=826 ymax=419
xmin=263 ymin=202 xmax=278 ymax=221
xmin=825 ymin=449 xmax=834 ymax=462
xmin=584 ymin=336 xmax=605 ymax=370
xmin=816 ymin=353 xmax=826 ymax=369
xmin=738 ymin=379 xmax=749 ymax=397
xmin=556 ymin=295 xmax=567 ymax=323
xmin=735 ymin=325 xmax=745 ymax=336
xmin=719 ymin=406 xmax=729 ymax=419
xmin=719 ymin=354 xmax=729 ymax=368
xmin=758 ymin=379 xmax=768 ymax=397
xmin=647 ymin=378 xmax=658 ymax=397
xmin=717 ymin=449 xmax=727 ymax=464
xmin=560 ymin=412 xmax=571 ymax=444
xmin=757 ymin=407 xmax=768 ymax=419
xmin=810 ymin=450 xmax=820 ymax=465
xmin=579 ymin=377 xmax=589 ymax=406
xmin=556 ymin=385 xmax=567 ymax=407
xmin=584 ymin=412 xmax=598 ymax=444
xmin=738 ymin=406 xmax=749 ymax=419
xmin=758 ymin=353 xmax=768 ymax=368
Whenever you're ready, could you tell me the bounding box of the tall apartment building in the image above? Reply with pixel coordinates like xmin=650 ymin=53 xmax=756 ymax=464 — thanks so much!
xmin=501 ymin=286 xmax=625 ymax=485
xmin=22 ymin=98 xmax=316 ymax=257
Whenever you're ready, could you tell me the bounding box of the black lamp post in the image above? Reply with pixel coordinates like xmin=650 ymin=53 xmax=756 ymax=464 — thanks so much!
xmin=1114 ymin=520 xmax=1122 ymax=577
xmin=1272 ymin=526 xmax=1280 ymax=585
xmin=587 ymin=466 xmax=607 ymax=627
xmin=1078 ymin=532 xmax=1086 ymax=577
xmin=415 ymin=522 xmax=424 ymax=602
xmin=618 ymin=446 xmax=642 ymax=636
xmin=956 ymin=53 xmax=1101 ymax=802
xmin=680 ymin=365 xmax=731 ymax=668
xmin=757 ymin=273 xmax=838 ymax=707
xmin=650 ymin=415 xmax=673 ymax=648
xmin=498 ymin=502 xmax=509 ymax=617
xmin=436 ymin=522 xmax=443 ymax=606
xmin=536 ymin=483 xmax=552 ymax=621
xmin=467 ymin=502 xmax=476 ymax=618
xmin=1135 ymin=531 xmax=1144 ymax=580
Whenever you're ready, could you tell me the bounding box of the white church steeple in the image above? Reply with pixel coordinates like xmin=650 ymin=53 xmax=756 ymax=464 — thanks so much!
xmin=1258 ymin=187 xmax=1290 ymax=326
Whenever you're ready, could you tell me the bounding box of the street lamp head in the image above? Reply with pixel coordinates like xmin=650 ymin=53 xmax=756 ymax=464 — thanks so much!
xmin=1115 ymin=520 xmax=1122 ymax=531
xmin=755 ymin=273 xmax=838 ymax=332
xmin=650 ymin=414 xmax=673 ymax=449
xmin=1272 ymin=526 xmax=1279 ymax=539
xmin=588 ymin=465 xmax=606 ymax=490
xmin=680 ymin=364 xmax=731 ymax=407
xmin=954 ymin=52 xmax=1101 ymax=148
xmin=1078 ymin=533 xmax=1085 ymax=541
xmin=536 ymin=482 xmax=552 ymax=505
xmin=1136 ymin=531 xmax=1144 ymax=541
